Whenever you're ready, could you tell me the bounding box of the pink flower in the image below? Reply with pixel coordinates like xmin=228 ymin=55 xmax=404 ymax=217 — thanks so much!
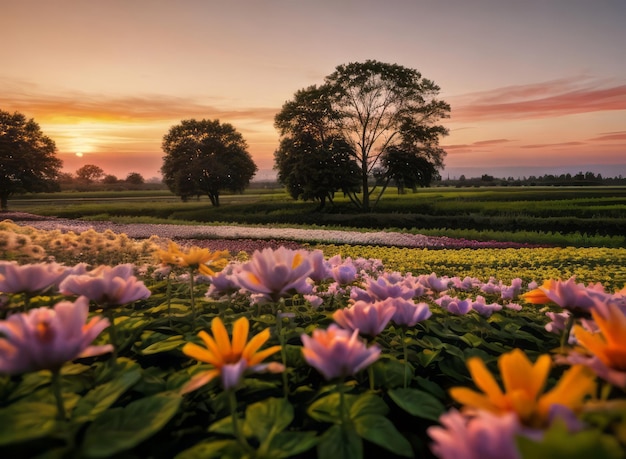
xmin=541 ymin=276 xmax=608 ymax=315
xmin=333 ymin=299 xmax=396 ymax=337
xmin=301 ymin=325 xmax=381 ymax=380
xmin=0 ymin=261 xmax=66 ymax=294
xmin=0 ymin=296 xmax=112 ymax=374
xmin=435 ymin=295 xmax=473 ymax=315
xmin=360 ymin=272 xmax=416 ymax=301
xmin=328 ymin=256 xmax=358 ymax=285
xmin=304 ymin=294 xmax=324 ymax=308
xmin=427 ymin=409 xmax=522 ymax=459
xmin=303 ymin=249 xmax=331 ymax=282
xmin=544 ymin=310 xmax=571 ymax=334
xmin=59 ymin=263 xmax=151 ymax=306
xmin=234 ymin=247 xmax=313 ymax=303
xmin=471 ymin=296 xmax=502 ymax=318
xmin=388 ymin=297 xmax=432 ymax=327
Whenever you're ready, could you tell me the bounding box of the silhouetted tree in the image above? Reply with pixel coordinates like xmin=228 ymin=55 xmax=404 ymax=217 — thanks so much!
xmin=275 ymin=60 xmax=450 ymax=210
xmin=161 ymin=119 xmax=257 ymax=206
xmin=125 ymin=172 xmax=144 ymax=185
xmin=0 ymin=110 xmax=61 ymax=210
xmin=76 ymin=164 xmax=104 ymax=183
xmin=102 ymin=174 xmax=118 ymax=184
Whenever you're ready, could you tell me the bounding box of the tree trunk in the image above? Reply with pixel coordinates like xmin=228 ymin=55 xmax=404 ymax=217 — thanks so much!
xmin=361 ymin=164 xmax=370 ymax=211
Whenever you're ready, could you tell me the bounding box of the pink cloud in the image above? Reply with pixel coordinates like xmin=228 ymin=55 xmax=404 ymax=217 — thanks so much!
xmin=588 ymin=131 xmax=626 ymax=142
xmin=450 ymin=78 xmax=626 ymax=121
xmin=521 ymin=141 xmax=586 ymax=149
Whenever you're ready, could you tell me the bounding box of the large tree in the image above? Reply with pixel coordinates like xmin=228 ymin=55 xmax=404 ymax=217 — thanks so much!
xmin=0 ymin=110 xmax=61 ymax=210
xmin=75 ymin=164 xmax=105 ymax=183
xmin=161 ymin=119 xmax=257 ymax=206
xmin=276 ymin=60 xmax=450 ymax=210
xmin=274 ymin=85 xmax=360 ymax=209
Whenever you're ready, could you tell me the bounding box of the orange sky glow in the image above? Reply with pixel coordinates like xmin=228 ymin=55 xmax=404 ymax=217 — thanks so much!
xmin=2 ymin=1 xmax=625 ymax=180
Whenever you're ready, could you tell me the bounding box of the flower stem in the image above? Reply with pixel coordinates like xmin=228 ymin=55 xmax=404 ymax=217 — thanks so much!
xmin=401 ymin=328 xmax=410 ymax=389
xmin=228 ymin=389 xmax=252 ymax=454
xmin=51 ymin=368 xmax=67 ymax=421
xmin=560 ymin=314 xmax=575 ymax=354
xmin=338 ymin=378 xmax=347 ymax=428
xmin=188 ymin=268 xmax=196 ymax=330
xmin=105 ymin=308 xmax=119 ymax=365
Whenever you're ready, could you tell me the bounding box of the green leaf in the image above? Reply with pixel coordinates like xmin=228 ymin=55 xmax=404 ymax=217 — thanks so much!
xmin=0 ymin=402 xmax=59 ymax=446
xmin=517 ymin=422 xmax=625 ymax=459
xmin=415 ymin=348 xmax=441 ymax=367
xmin=317 ymin=424 xmax=362 ymax=459
xmin=307 ymin=392 xmax=358 ymax=424
xmin=267 ymin=431 xmax=319 ymax=459
xmin=174 ymin=439 xmax=239 ymax=459
xmin=140 ymin=335 xmax=185 ymax=355
xmin=388 ymin=388 xmax=446 ymax=421
xmin=352 ymin=413 xmax=413 ymax=457
xmin=349 ymin=393 xmax=389 ymax=418
xmin=81 ymin=391 xmax=182 ymax=458
xmin=73 ymin=368 xmax=142 ymax=422
xmin=245 ymin=397 xmax=293 ymax=446
xmin=8 ymin=371 xmax=51 ymax=400
xmin=459 ymin=332 xmax=483 ymax=347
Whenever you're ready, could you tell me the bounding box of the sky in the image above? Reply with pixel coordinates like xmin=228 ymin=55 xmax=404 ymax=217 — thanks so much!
xmin=2 ymin=0 xmax=625 ymax=181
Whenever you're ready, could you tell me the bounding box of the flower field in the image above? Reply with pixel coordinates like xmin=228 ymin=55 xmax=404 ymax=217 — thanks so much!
xmin=1 ymin=219 xmax=626 ymax=458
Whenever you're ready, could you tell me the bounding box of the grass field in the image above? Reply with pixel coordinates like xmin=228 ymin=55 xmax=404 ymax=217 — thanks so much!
xmin=7 ymin=186 xmax=626 ymax=248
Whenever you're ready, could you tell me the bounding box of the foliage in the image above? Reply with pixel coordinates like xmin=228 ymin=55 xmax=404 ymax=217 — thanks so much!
xmin=161 ymin=119 xmax=257 ymax=206
xmin=275 ymin=61 xmax=450 ymax=210
xmin=0 ymin=109 xmax=61 ymax=210
xmin=1 ymin=224 xmax=626 ymax=457
xmin=76 ymin=164 xmax=105 ymax=183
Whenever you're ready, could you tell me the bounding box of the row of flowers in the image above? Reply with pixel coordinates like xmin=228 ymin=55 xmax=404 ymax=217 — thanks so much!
xmin=1 ymin=223 xmax=626 ymax=458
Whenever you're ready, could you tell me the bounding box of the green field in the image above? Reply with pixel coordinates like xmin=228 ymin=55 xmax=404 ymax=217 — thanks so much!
xmin=7 ymin=186 xmax=626 ymax=247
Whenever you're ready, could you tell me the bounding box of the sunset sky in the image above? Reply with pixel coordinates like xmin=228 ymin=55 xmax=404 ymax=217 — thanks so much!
xmin=2 ymin=0 xmax=625 ymax=180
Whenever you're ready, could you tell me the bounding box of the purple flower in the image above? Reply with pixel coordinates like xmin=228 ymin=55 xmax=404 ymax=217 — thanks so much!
xmin=59 ymin=263 xmax=151 ymax=306
xmin=328 ymin=256 xmax=358 ymax=285
xmin=0 ymin=296 xmax=112 ymax=374
xmin=435 ymin=295 xmax=473 ymax=315
xmin=301 ymin=325 xmax=380 ymax=380
xmin=303 ymin=249 xmax=331 ymax=282
xmin=541 ymin=276 xmax=608 ymax=315
xmin=234 ymin=247 xmax=313 ymax=303
xmin=544 ymin=310 xmax=571 ymax=334
xmin=333 ymin=299 xmax=396 ymax=337
xmin=0 ymin=261 xmax=66 ymax=294
xmin=388 ymin=297 xmax=432 ymax=327
xmin=427 ymin=409 xmax=522 ymax=459
xmin=363 ymin=273 xmax=416 ymax=300
xmin=471 ymin=296 xmax=502 ymax=318
xmin=420 ymin=273 xmax=451 ymax=292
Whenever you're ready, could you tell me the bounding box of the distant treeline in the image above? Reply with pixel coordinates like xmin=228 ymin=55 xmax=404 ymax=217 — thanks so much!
xmin=440 ymin=171 xmax=626 ymax=188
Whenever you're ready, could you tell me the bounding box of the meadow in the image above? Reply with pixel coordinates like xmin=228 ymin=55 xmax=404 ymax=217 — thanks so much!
xmin=1 ymin=186 xmax=626 ymax=458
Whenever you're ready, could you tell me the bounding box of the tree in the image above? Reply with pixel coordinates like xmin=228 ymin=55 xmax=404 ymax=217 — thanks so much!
xmin=125 ymin=172 xmax=144 ymax=185
xmin=76 ymin=164 xmax=104 ymax=183
xmin=102 ymin=174 xmax=119 ymax=184
xmin=381 ymin=145 xmax=439 ymax=195
xmin=0 ymin=110 xmax=61 ymax=210
xmin=276 ymin=60 xmax=450 ymax=210
xmin=161 ymin=119 xmax=257 ymax=206
xmin=274 ymin=133 xmax=360 ymax=209
xmin=274 ymin=85 xmax=360 ymax=209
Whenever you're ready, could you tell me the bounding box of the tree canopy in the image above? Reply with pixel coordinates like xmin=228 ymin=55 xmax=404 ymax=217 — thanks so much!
xmin=161 ymin=119 xmax=257 ymax=206
xmin=274 ymin=60 xmax=450 ymax=210
xmin=75 ymin=164 xmax=105 ymax=183
xmin=0 ymin=110 xmax=61 ymax=210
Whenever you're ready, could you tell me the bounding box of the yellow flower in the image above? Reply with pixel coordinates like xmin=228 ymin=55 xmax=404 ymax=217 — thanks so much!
xmin=574 ymin=304 xmax=626 ymax=372
xmin=182 ymin=316 xmax=283 ymax=392
xmin=520 ymin=280 xmax=555 ymax=304
xmin=158 ymin=241 xmax=229 ymax=276
xmin=449 ymin=348 xmax=595 ymax=428
xmin=156 ymin=241 xmax=183 ymax=266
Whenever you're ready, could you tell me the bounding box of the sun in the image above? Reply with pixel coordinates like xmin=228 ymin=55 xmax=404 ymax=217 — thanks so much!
xmin=75 ymin=152 xmax=84 ymax=157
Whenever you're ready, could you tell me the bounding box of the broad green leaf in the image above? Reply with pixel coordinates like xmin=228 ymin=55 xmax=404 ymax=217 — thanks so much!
xmin=307 ymin=392 xmax=358 ymax=424
xmin=415 ymin=348 xmax=441 ymax=367
xmin=61 ymin=363 xmax=91 ymax=375
xmin=140 ymin=335 xmax=185 ymax=355
xmin=174 ymin=439 xmax=239 ymax=459
xmin=388 ymin=388 xmax=446 ymax=421
xmin=81 ymin=392 xmax=182 ymax=458
xmin=353 ymin=413 xmax=413 ymax=457
xmin=8 ymin=371 xmax=50 ymax=400
xmin=0 ymin=402 xmax=59 ymax=446
xmin=517 ymin=422 xmax=624 ymax=459
xmin=371 ymin=357 xmax=407 ymax=388
xmin=208 ymin=415 xmax=252 ymax=439
xmin=245 ymin=397 xmax=293 ymax=446
xmin=460 ymin=332 xmax=483 ymax=347
xmin=349 ymin=393 xmax=389 ymax=418
xmin=266 ymin=431 xmax=318 ymax=459
xmin=73 ymin=368 xmax=142 ymax=422
xmin=317 ymin=424 xmax=362 ymax=459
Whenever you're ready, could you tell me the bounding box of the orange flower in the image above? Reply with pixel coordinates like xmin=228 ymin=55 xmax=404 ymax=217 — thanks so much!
xmin=449 ymin=348 xmax=595 ymax=428
xmin=574 ymin=302 xmax=626 ymax=373
xmin=157 ymin=241 xmax=229 ymax=276
xmin=520 ymin=280 xmax=555 ymax=304
xmin=181 ymin=316 xmax=283 ymax=392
